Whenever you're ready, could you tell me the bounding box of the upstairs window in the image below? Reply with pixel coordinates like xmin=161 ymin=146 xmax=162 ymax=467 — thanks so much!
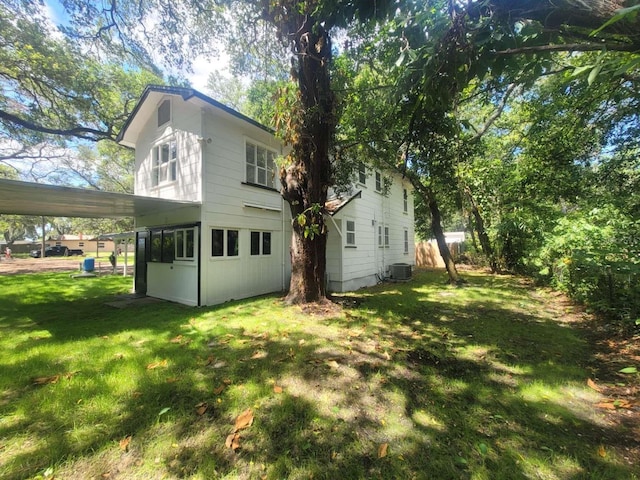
xmin=358 ymin=163 xmax=366 ymax=185
xmin=403 ymin=188 xmax=408 ymax=213
xmin=152 ymin=139 xmax=177 ymax=187
xmin=375 ymin=171 xmax=382 ymax=192
xmin=158 ymin=99 xmax=171 ymax=127
xmin=346 ymin=220 xmax=356 ymax=246
xmin=246 ymin=141 xmax=276 ymax=188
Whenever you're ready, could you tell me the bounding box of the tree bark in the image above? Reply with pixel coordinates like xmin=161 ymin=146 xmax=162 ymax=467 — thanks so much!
xmin=428 ymin=192 xmax=463 ymax=284
xmin=279 ymin=15 xmax=335 ymax=304
xmin=465 ymin=187 xmax=498 ymax=273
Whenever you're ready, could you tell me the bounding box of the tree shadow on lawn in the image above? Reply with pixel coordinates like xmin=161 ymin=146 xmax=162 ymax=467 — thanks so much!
xmin=1 ymin=274 xmax=639 ymax=479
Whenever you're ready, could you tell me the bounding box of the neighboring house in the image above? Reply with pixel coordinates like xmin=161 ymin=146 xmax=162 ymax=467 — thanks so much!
xmin=117 ymin=85 xmax=415 ymax=306
xmin=45 ymin=234 xmax=120 ymax=256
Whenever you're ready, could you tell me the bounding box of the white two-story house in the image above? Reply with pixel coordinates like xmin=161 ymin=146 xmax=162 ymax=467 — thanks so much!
xmin=117 ymin=85 xmax=415 ymax=306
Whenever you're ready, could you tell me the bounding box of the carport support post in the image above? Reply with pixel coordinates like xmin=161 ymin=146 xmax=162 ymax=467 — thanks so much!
xmin=123 ymin=239 xmax=128 ymax=277
xmin=40 ymin=216 xmax=46 ymax=259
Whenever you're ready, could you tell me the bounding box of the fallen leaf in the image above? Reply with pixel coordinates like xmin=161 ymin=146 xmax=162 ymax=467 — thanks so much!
xmin=598 ymin=445 xmax=607 ymax=458
xmin=169 ymin=335 xmax=183 ymax=344
xmin=273 ymin=385 xmax=283 ymax=393
xmin=32 ymin=375 xmax=60 ymax=385
xmin=119 ymin=435 xmax=131 ymax=451
xmin=326 ymin=360 xmax=340 ymax=369
xmin=378 ymin=443 xmax=388 ymax=458
xmin=101 ymin=472 xmax=111 ymax=478
xmin=195 ymin=402 xmax=208 ymax=416
xmin=587 ymin=378 xmax=602 ymax=392
xmin=213 ymin=385 xmax=226 ymax=395
xmin=234 ymin=408 xmax=254 ymax=432
xmin=225 ymin=432 xmax=241 ymax=450
xmin=166 ymin=377 xmax=179 ymax=383
xmin=146 ymin=360 xmax=168 ymax=370
xmin=250 ymin=350 xmax=267 ymax=359
xmin=205 ymin=355 xmax=215 ymax=366
xmin=223 ymin=378 xmax=233 ymax=385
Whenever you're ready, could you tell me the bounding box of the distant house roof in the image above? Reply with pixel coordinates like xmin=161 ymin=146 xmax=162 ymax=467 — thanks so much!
xmin=117 ymin=85 xmax=274 ymax=148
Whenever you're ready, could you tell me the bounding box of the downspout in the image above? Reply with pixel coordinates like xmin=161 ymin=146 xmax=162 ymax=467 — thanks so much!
xmin=282 ymin=195 xmax=286 ymax=292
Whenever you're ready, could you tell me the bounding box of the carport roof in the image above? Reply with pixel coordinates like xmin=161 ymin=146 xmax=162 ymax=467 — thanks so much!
xmin=0 ymin=179 xmax=198 ymax=218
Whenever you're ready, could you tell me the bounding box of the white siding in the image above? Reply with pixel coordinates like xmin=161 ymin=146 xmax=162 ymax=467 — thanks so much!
xmin=327 ymin=171 xmax=415 ymax=292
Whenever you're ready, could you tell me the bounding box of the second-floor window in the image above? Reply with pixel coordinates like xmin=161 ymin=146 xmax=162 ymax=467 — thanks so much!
xmin=246 ymin=141 xmax=276 ymax=189
xmin=158 ymin=99 xmax=171 ymax=127
xmin=358 ymin=163 xmax=366 ymax=185
xmin=375 ymin=171 xmax=382 ymax=192
xmin=403 ymin=188 xmax=408 ymax=213
xmin=152 ymin=139 xmax=177 ymax=187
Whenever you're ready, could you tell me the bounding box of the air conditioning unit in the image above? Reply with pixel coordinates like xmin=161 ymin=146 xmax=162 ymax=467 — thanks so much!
xmin=389 ymin=263 xmax=412 ymax=281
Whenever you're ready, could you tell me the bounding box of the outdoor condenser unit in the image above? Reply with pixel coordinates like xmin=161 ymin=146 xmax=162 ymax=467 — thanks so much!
xmin=389 ymin=263 xmax=412 ymax=281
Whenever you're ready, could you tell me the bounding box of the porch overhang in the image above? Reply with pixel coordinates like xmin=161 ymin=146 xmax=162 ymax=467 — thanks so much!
xmin=0 ymin=179 xmax=199 ymax=218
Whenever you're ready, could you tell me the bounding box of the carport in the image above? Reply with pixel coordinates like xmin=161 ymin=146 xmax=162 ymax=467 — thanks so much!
xmin=0 ymin=178 xmax=199 ymax=289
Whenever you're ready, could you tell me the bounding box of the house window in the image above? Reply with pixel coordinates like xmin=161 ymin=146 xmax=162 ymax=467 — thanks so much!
xmin=403 ymin=188 xmax=408 ymax=213
xmin=158 ymin=99 xmax=170 ymax=127
xmin=384 ymin=226 xmax=390 ymax=247
xmin=211 ymin=229 xmax=239 ymax=257
xmin=378 ymin=225 xmax=383 ymax=247
xmin=78 ymin=242 xmax=84 ymax=247
xmin=246 ymin=141 xmax=276 ymax=188
xmin=250 ymin=231 xmax=272 ymax=256
xmin=98 ymin=242 xmax=105 ymax=248
xmin=358 ymin=163 xmax=366 ymax=185
xmin=152 ymin=138 xmax=177 ymax=187
xmin=404 ymin=228 xmax=409 ymax=254
xmin=346 ymin=220 xmax=356 ymax=246
xmin=375 ymin=171 xmax=382 ymax=192
xmin=55 ymin=242 xmax=61 ymax=246
xmin=150 ymin=228 xmax=175 ymax=263
xmin=175 ymin=228 xmax=195 ymax=260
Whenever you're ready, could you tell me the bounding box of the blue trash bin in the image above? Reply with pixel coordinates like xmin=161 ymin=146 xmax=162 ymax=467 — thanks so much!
xmin=83 ymin=257 xmax=95 ymax=272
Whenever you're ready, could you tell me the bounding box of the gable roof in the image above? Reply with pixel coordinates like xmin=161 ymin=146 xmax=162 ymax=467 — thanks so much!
xmin=117 ymin=85 xmax=274 ymax=148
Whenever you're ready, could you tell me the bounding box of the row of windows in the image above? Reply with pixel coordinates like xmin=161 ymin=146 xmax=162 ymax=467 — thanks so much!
xmin=211 ymin=229 xmax=272 ymax=257
xmin=149 ymin=226 xmax=276 ymax=263
xmin=345 ymin=221 xmax=410 ymax=254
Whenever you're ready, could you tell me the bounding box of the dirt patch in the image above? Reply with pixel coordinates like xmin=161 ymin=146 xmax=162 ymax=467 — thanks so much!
xmin=0 ymin=257 xmax=125 ymax=276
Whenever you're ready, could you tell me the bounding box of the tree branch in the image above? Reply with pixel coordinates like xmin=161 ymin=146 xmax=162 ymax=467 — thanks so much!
xmin=496 ymin=42 xmax=640 ymax=55
xmin=0 ymin=110 xmax=114 ymax=141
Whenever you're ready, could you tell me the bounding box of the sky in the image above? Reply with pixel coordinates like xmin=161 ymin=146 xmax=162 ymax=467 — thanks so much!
xmin=41 ymin=0 xmax=227 ymax=91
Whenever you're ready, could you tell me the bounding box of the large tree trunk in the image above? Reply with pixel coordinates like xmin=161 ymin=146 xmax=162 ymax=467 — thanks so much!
xmin=279 ymin=15 xmax=335 ymax=304
xmin=428 ymin=193 xmax=463 ymax=285
xmin=465 ymin=187 xmax=498 ymax=273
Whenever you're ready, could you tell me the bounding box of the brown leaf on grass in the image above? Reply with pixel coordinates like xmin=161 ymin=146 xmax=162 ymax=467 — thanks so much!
xmin=166 ymin=377 xmax=179 ymax=384
xmin=195 ymin=402 xmax=208 ymax=416
xmin=223 ymin=378 xmax=233 ymax=385
xmin=32 ymin=375 xmax=60 ymax=385
xmin=169 ymin=335 xmax=183 ymax=344
xmin=213 ymin=385 xmax=226 ymax=395
xmin=587 ymin=378 xmax=603 ymax=392
xmin=250 ymin=350 xmax=267 ymax=360
xmin=596 ymin=398 xmax=633 ymax=410
xmin=233 ymin=408 xmax=254 ymax=432
xmin=146 ymin=360 xmax=168 ymax=370
xmin=598 ymin=445 xmax=607 ymax=458
xmin=225 ymin=432 xmax=241 ymax=450
xmin=119 ymin=435 xmax=131 ymax=451
xmin=378 ymin=443 xmax=388 ymax=458
xmin=273 ymin=385 xmax=283 ymax=394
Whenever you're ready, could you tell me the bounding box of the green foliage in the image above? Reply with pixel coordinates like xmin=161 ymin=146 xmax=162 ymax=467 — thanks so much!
xmin=536 ymin=206 xmax=640 ymax=325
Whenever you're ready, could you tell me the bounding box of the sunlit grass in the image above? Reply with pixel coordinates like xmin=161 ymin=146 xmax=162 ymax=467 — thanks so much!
xmin=0 ymin=269 xmax=637 ymax=479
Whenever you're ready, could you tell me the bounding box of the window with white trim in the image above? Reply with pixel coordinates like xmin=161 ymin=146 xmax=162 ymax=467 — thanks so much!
xmin=404 ymin=228 xmax=409 ymax=254
xmin=175 ymin=228 xmax=195 ymax=260
xmin=152 ymin=138 xmax=177 ymax=187
xmin=378 ymin=225 xmax=383 ymax=247
xmin=357 ymin=163 xmax=366 ymax=185
xmin=375 ymin=171 xmax=382 ymax=192
xmin=346 ymin=220 xmax=356 ymax=246
xmin=250 ymin=231 xmax=272 ymax=256
xmin=384 ymin=226 xmax=390 ymax=247
xmin=403 ymin=188 xmax=408 ymax=213
xmin=246 ymin=141 xmax=276 ymax=188
xmin=150 ymin=228 xmax=175 ymax=263
xmin=211 ymin=229 xmax=239 ymax=257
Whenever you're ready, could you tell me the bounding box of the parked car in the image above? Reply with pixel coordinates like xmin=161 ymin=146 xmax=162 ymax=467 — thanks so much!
xmin=30 ymin=246 xmax=84 ymax=258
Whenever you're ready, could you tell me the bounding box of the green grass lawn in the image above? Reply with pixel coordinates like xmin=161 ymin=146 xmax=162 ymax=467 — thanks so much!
xmin=0 ymin=269 xmax=637 ymax=479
